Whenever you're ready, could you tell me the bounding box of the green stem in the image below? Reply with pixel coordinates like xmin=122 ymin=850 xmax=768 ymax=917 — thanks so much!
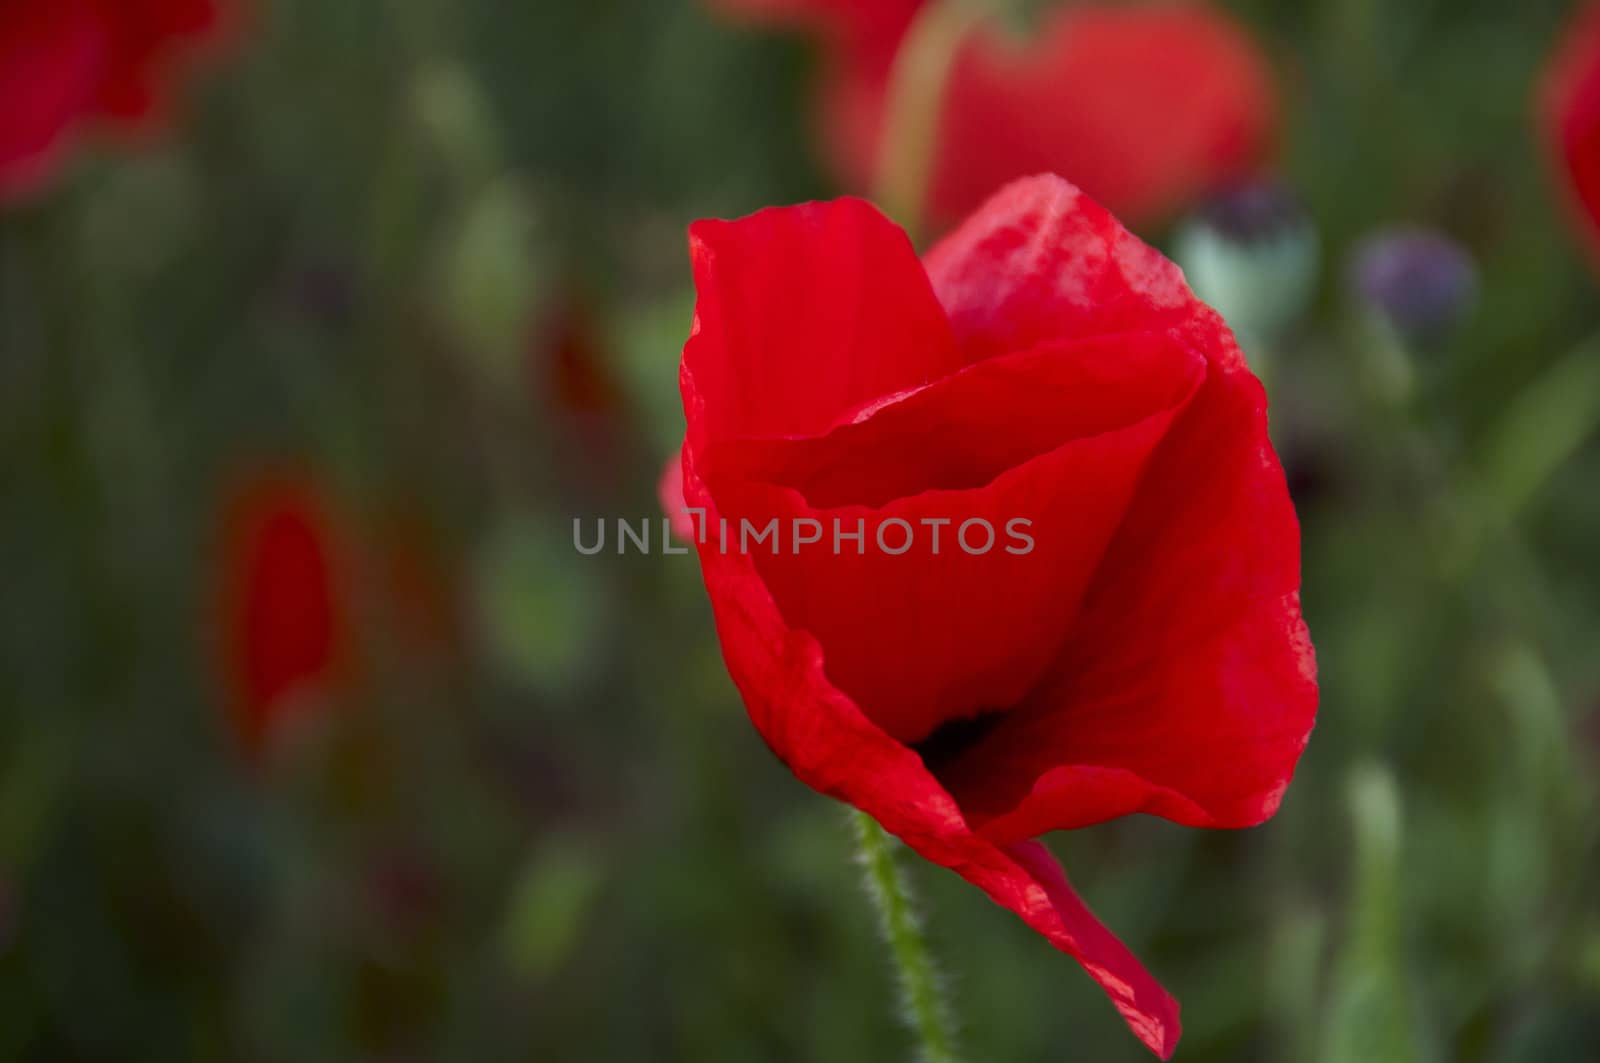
xmin=851 ymin=811 xmax=963 ymax=1063
xmin=1457 ymin=331 xmax=1600 ymax=567
xmin=873 ymin=0 xmax=985 ymax=242
xmin=1364 ymin=327 xmax=1600 ymax=590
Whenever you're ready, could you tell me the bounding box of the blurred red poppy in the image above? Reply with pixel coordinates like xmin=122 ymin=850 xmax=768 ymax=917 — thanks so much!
xmin=540 ymin=294 xmax=624 ymax=418
xmin=218 ymin=470 xmax=348 ymax=756
xmin=367 ymin=506 xmax=464 ymax=664
xmin=532 ymin=291 xmax=634 ymax=491
xmin=708 ymin=0 xmax=921 ymax=60
xmin=0 ymin=0 xmax=222 ymax=199
xmin=658 ymin=455 xmax=696 ymax=543
xmin=673 ymin=175 xmax=1316 ymax=1057
xmin=1541 ymin=3 xmax=1600 ymax=262
xmin=714 ymin=0 xmax=1276 ymax=230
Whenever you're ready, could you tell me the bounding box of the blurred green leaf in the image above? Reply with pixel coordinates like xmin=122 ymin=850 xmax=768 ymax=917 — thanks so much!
xmin=502 ymin=838 xmax=604 ymax=982
xmin=473 ymin=513 xmax=605 ymax=695
xmin=433 ymin=178 xmax=546 ymax=384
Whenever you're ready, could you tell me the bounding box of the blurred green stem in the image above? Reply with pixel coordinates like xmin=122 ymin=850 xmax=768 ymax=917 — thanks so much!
xmin=851 ymin=811 xmax=963 ymax=1063
xmin=1454 ymin=330 xmax=1600 ymax=570
xmin=1364 ymin=324 xmax=1600 ymax=590
xmin=1321 ymin=763 xmax=1422 ymax=1063
xmin=874 ymin=0 xmax=984 ymax=241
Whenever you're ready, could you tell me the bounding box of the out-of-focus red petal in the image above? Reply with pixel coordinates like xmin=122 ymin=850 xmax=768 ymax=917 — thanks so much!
xmin=816 ymin=54 xmax=888 ymax=197
xmin=816 ymin=2 xmax=1276 ymax=231
xmin=931 ymin=3 xmax=1275 ymax=228
xmin=92 ymin=0 xmax=221 ymax=123
xmin=918 ymin=175 xmax=1315 ymax=835
xmin=685 ymin=197 xmax=963 ymax=444
xmin=219 ymin=470 xmax=347 ymax=755
xmin=0 ymin=0 xmax=105 ymax=196
xmin=542 ymin=297 xmax=624 ymax=416
xmin=679 ymin=435 xmax=1181 ymax=1056
xmin=703 ymin=330 xmax=1204 ymax=745
xmin=1541 ymin=3 xmax=1600 ymax=261
xmin=707 ymin=0 xmax=921 ymax=65
xmin=658 ymin=453 xmax=697 ymax=543
xmin=0 ymin=0 xmax=223 ymax=199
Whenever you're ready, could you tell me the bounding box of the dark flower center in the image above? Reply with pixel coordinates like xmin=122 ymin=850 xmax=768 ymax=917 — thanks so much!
xmin=911 ymin=709 xmax=1007 ymax=775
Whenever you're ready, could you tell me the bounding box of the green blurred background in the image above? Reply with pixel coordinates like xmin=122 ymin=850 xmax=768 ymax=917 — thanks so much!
xmin=3 ymin=1 xmax=1600 ymax=1060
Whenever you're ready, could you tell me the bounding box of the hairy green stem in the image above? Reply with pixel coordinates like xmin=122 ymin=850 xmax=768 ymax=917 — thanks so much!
xmin=851 ymin=811 xmax=963 ymax=1063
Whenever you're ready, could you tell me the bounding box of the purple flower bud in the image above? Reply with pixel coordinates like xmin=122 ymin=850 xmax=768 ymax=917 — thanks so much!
xmin=1351 ymin=229 xmax=1478 ymax=343
xmin=1197 ymin=178 xmax=1310 ymax=246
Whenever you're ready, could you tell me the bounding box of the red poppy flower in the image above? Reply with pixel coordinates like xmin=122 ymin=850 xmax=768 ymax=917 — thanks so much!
xmin=839 ymin=2 xmax=1276 ymax=229
xmin=532 ymin=291 xmax=635 ymax=492
xmin=218 ymin=470 xmax=347 ymax=756
xmin=1540 ymin=3 xmax=1600 ymax=262
xmin=674 ymin=174 xmax=1316 ymax=1057
xmin=0 ymin=0 xmax=221 ymax=200
xmin=527 ymin=288 xmax=622 ymax=419
xmin=713 ymin=0 xmax=1275 ymax=230
xmin=659 ymin=456 xmax=697 ymax=543
xmin=707 ymin=0 xmax=921 ymax=62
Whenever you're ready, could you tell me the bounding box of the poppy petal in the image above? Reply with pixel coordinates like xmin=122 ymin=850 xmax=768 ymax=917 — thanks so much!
xmin=707 ymin=0 xmax=922 ymax=64
xmin=685 ymin=197 xmax=963 ymax=444
xmin=679 ymin=178 xmax=1310 ymax=1060
xmin=924 ymin=174 xmax=1201 ymax=365
xmin=916 ymin=179 xmax=1315 ymax=835
xmin=0 ymin=0 xmax=105 ymax=194
xmin=1541 ymin=3 xmax=1600 ymax=259
xmin=927 ymin=3 xmax=1276 ymax=228
xmin=681 ymin=430 xmax=1181 ymax=1055
xmin=701 ymin=329 xmax=1205 ymax=745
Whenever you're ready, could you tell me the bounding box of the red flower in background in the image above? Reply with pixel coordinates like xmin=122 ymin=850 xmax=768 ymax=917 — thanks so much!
xmin=658 ymin=457 xmax=696 ymax=543
xmin=708 ymin=0 xmax=921 ymax=60
xmin=0 ymin=0 xmax=222 ymax=200
xmin=674 ymin=175 xmax=1316 ymax=1057
xmin=216 ymin=466 xmax=468 ymax=757
xmin=1541 ymin=3 xmax=1600 ymax=262
xmin=531 ymin=287 xmax=624 ymax=419
xmin=218 ymin=471 xmax=348 ymax=756
xmin=714 ymin=0 xmax=1276 ymax=230
xmin=532 ymin=290 xmax=635 ymax=493
xmin=216 ymin=472 xmax=465 ymax=756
